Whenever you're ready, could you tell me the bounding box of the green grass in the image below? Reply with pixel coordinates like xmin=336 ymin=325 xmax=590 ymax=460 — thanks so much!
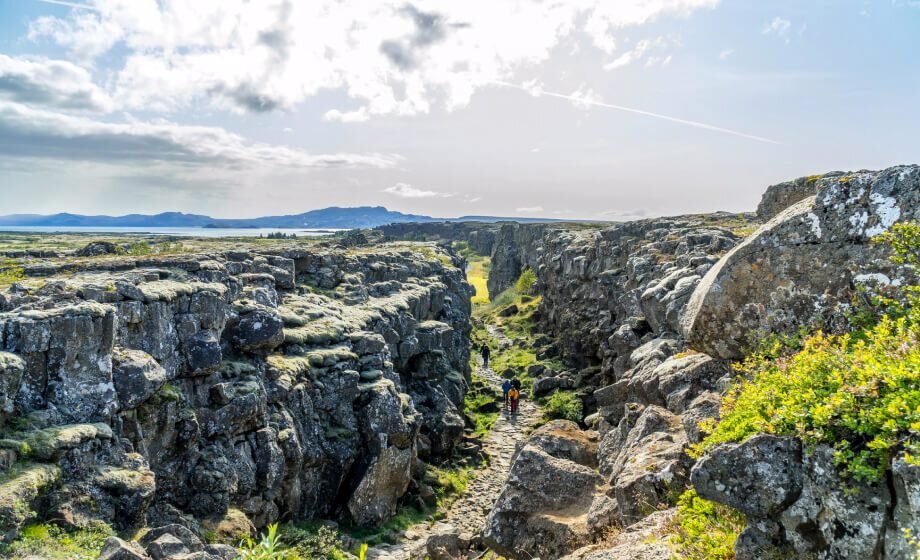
xmin=464 ymin=374 xmax=500 ymax=438
xmin=670 ymin=489 xmax=745 ymax=560
xmin=468 ymin=258 xmax=491 ymax=306
xmin=0 ymin=523 xmax=114 ymax=560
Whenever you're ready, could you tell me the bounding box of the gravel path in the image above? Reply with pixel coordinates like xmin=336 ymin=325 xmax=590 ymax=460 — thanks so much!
xmin=367 ymin=334 xmax=541 ymax=559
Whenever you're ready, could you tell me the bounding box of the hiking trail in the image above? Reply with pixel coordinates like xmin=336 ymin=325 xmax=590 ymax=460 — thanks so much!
xmin=366 ymin=325 xmax=542 ymax=560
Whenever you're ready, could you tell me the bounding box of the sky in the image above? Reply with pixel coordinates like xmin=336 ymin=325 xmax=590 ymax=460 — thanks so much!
xmin=0 ymin=0 xmax=917 ymax=220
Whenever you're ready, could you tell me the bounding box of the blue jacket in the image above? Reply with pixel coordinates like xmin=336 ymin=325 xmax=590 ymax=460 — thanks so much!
xmin=501 ymin=380 xmax=512 ymax=393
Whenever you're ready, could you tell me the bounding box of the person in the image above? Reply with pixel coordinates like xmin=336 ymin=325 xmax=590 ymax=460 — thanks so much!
xmin=501 ymin=379 xmax=512 ymax=406
xmin=511 ymin=377 xmax=522 ymax=392
xmin=508 ymin=385 xmax=520 ymax=415
xmin=480 ymin=344 xmax=491 ymax=368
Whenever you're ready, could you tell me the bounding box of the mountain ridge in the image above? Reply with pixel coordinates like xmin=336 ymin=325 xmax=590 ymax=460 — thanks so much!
xmin=0 ymin=206 xmax=567 ymax=229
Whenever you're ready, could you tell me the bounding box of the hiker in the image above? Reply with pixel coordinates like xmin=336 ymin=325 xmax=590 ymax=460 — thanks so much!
xmin=501 ymin=379 xmax=512 ymax=405
xmin=480 ymin=344 xmax=491 ymax=367
xmin=508 ymin=385 xmax=520 ymax=415
xmin=511 ymin=377 xmax=522 ymax=392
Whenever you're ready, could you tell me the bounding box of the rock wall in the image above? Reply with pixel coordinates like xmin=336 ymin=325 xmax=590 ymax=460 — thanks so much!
xmin=377 ymin=222 xmax=501 ymax=257
xmin=0 ymin=243 xmax=473 ymax=541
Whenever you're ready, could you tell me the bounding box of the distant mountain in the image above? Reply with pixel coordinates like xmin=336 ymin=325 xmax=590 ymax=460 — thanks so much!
xmin=0 ymin=206 xmax=574 ymax=230
xmin=210 ymin=206 xmax=435 ymax=229
xmin=0 ymin=212 xmax=213 ymax=227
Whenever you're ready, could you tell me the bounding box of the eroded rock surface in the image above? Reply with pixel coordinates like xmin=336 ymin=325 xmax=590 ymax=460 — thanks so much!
xmin=0 ymin=242 xmax=472 ymax=541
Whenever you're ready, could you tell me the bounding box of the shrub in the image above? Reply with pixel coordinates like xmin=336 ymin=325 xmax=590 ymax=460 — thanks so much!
xmin=544 ymin=391 xmax=583 ymax=423
xmin=671 ymin=489 xmax=745 ymax=560
xmin=0 ymin=265 xmax=25 ymax=287
xmin=238 ymin=523 xmax=289 ymax=560
xmin=282 ymin=524 xmax=349 ymax=560
xmin=515 ymin=268 xmax=537 ymax=294
xmin=694 ymin=222 xmax=920 ymax=482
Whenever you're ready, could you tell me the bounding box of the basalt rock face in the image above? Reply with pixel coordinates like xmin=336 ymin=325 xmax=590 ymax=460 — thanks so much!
xmin=377 ymin=222 xmax=501 ymax=257
xmin=692 ymin=436 xmax=920 ymax=559
xmin=683 ymin=165 xmax=920 ymax=360
xmin=0 ymin=243 xmax=472 ymax=541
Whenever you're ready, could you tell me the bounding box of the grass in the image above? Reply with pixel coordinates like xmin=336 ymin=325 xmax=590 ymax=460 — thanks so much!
xmin=464 ymin=373 xmax=500 ymax=438
xmin=0 ymin=264 xmax=25 ymax=288
xmin=0 ymin=523 xmax=114 ymax=560
xmin=468 ymin=258 xmax=491 ymax=305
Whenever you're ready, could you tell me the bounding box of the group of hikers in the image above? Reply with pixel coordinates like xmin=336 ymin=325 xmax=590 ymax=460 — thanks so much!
xmin=477 ymin=344 xmax=522 ymax=415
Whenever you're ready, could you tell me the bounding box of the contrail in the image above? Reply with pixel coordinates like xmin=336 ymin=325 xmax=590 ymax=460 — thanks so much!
xmin=492 ymin=80 xmax=782 ymax=145
xmin=35 ymin=0 xmax=97 ymax=11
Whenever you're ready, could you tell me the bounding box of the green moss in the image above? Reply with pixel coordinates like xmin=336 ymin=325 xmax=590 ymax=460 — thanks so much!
xmin=154 ymin=383 xmax=182 ymax=404
xmin=0 ymin=266 xmax=25 ymax=288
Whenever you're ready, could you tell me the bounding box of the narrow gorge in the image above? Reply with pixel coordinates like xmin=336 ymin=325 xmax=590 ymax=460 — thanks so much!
xmin=0 ymin=165 xmax=918 ymax=560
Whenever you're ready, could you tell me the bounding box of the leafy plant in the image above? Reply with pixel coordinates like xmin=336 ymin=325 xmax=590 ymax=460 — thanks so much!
xmin=237 ymin=523 xmax=288 ymax=560
xmin=694 ymin=222 xmax=920 ymax=482
xmin=515 ymin=267 xmax=537 ymax=294
xmin=543 ymin=391 xmax=583 ymax=423
xmin=671 ymin=489 xmax=745 ymax=560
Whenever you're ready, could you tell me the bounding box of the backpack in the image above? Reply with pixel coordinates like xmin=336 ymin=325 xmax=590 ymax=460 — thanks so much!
xmin=508 ymin=388 xmax=519 ymax=401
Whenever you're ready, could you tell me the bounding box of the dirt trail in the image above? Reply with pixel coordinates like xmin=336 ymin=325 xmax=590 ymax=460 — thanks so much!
xmin=367 ymin=328 xmax=541 ymax=560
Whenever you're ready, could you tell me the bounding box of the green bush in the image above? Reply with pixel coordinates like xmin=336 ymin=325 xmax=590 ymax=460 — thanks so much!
xmin=515 ymin=268 xmax=537 ymax=294
xmin=671 ymin=489 xmax=745 ymax=560
xmin=238 ymin=523 xmax=290 ymax=559
xmin=694 ymin=222 xmax=920 ymax=482
xmin=281 ymin=524 xmax=350 ymax=560
xmin=543 ymin=391 xmax=583 ymax=423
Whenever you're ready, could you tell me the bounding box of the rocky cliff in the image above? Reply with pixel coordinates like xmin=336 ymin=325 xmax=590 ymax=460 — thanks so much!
xmin=0 ymin=242 xmax=473 ymax=545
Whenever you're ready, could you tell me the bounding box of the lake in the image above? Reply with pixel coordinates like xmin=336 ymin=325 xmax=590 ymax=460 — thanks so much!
xmin=0 ymin=226 xmax=342 ymax=237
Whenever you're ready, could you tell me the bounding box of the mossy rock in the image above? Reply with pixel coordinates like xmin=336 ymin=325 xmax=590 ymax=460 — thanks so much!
xmin=200 ymin=508 xmax=254 ymax=545
xmin=23 ymin=423 xmax=112 ymax=461
xmin=0 ymin=463 xmax=62 ymax=536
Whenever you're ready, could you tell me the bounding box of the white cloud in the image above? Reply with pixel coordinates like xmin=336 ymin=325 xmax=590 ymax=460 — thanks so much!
xmin=516 ymin=206 xmax=544 ymax=213
xmin=718 ymin=48 xmax=734 ymax=60
xmin=0 ymin=54 xmax=112 ymax=111
xmin=603 ymin=36 xmax=670 ymax=70
xmin=762 ymin=17 xmax=792 ymax=43
xmin=466 ymin=196 xmax=482 ymax=203
xmin=382 ymin=182 xmax=450 ymax=198
xmin=0 ymin=100 xmax=399 ymax=168
xmin=26 ymin=0 xmax=720 ymax=119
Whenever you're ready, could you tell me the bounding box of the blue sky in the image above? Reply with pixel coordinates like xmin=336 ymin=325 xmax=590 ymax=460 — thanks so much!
xmin=0 ymin=0 xmax=917 ymax=219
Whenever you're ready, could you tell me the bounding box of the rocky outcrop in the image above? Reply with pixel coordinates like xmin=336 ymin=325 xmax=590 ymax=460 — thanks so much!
xmin=377 ymin=222 xmax=502 ymax=257
xmin=684 ymin=165 xmax=920 ymax=359
xmin=692 ymin=435 xmax=920 ymax=559
xmin=482 ymin=420 xmax=602 ymax=560
xmin=0 ymin=242 xmax=473 ymax=541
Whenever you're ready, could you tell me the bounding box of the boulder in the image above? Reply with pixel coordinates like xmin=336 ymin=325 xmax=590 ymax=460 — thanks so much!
xmin=482 ymin=429 xmax=602 ymax=560
xmin=0 ymin=352 xmax=25 ymax=426
xmin=112 ymin=348 xmax=167 ymax=409
xmin=347 ymin=444 xmax=414 ymax=526
xmin=98 ymin=537 xmax=150 ymax=560
xmin=683 ymin=165 xmax=920 ymax=359
xmin=691 ymin=435 xmax=803 ymax=518
xmin=225 ymin=307 xmax=284 ymax=353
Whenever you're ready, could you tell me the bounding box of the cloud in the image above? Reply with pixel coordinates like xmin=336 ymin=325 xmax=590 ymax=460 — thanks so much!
xmin=718 ymin=48 xmax=734 ymax=60
xmin=762 ymin=17 xmax=792 ymax=43
xmin=516 ymin=206 xmax=544 ymax=213
xmin=382 ymin=182 xmax=450 ymax=198
xmin=0 ymin=55 xmax=112 ymax=111
xmin=26 ymin=0 xmax=721 ymax=119
xmin=599 ymin=208 xmax=648 ymax=219
xmin=603 ymin=37 xmax=670 ymax=70
xmin=0 ymin=100 xmax=400 ymax=168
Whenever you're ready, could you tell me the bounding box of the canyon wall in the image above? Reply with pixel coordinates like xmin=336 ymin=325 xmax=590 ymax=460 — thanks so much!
xmin=0 ymin=243 xmax=472 ymax=542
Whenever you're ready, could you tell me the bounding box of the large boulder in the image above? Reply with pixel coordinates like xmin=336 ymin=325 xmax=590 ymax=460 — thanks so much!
xmin=347 ymin=444 xmax=415 ymax=526
xmin=683 ymin=165 xmax=920 ymax=359
xmin=482 ymin=421 xmax=602 ymax=560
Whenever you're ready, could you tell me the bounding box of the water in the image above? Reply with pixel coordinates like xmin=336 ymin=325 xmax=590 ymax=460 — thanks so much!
xmin=0 ymin=226 xmax=341 ymax=237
